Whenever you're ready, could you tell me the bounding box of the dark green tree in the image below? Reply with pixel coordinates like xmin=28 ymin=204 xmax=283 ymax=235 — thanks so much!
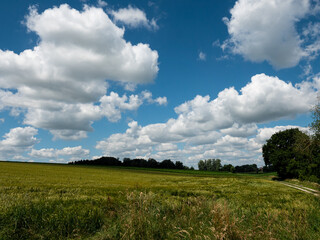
xmin=175 ymin=161 xmax=184 ymax=169
xmin=221 ymin=164 xmax=235 ymax=172
xmin=198 ymin=160 xmax=206 ymax=170
xmin=198 ymin=159 xmax=221 ymax=171
xmin=262 ymin=128 xmax=310 ymax=179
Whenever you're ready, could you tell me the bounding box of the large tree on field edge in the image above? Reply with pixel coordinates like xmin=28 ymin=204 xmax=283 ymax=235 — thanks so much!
xmin=262 ymin=128 xmax=310 ymax=179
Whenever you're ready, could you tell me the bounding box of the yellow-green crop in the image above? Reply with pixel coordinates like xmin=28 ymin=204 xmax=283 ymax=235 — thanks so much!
xmin=0 ymin=162 xmax=319 ymax=239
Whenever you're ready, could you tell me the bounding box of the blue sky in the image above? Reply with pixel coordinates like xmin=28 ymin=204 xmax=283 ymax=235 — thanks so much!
xmin=0 ymin=0 xmax=319 ymax=167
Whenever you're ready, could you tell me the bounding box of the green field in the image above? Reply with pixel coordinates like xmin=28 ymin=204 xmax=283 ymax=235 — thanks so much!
xmin=0 ymin=162 xmax=319 ymax=239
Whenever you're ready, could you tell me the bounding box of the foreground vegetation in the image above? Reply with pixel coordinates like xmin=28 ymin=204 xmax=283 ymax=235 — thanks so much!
xmin=0 ymin=162 xmax=319 ymax=239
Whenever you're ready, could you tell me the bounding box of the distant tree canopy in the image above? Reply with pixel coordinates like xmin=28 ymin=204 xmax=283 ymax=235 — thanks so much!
xmin=69 ymin=157 xmax=189 ymax=170
xmin=71 ymin=157 xmax=122 ymax=166
xmin=198 ymin=159 xmax=221 ymax=171
xmin=234 ymin=164 xmax=258 ymax=173
xmin=221 ymin=164 xmax=235 ymax=173
xmin=198 ymin=159 xmax=258 ymax=173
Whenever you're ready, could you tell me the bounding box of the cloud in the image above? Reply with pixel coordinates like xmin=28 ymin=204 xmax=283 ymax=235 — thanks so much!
xmin=96 ymin=121 xmax=155 ymax=159
xmin=220 ymin=123 xmax=258 ymax=138
xmin=155 ymin=97 xmax=168 ymax=106
xmin=255 ymin=125 xmax=310 ymax=144
xmin=9 ymin=90 xmax=165 ymax=140
xmin=24 ymin=4 xmax=158 ymax=84
xmin=198 ymin=51 xmax=206 ymax=61
xmin=0 ymin=127 xmax=38 ymax=160
xmin=100 ymin=92 xmax=143 ymax=122
xmin=223 ymin=0 xmax=317 ymax=69
xmin=50 ymin=130 xmax=89 ymax=141
xmin=0 ymin=4 xmax=160 ymax=140
xmin=97 ymin=0 xmax=107 ymax=8
xmin=142 ymin=90 xmax=168 ymax=105
xmin=0 ymin=118 xmax=4 ymax=123
xmin=29 ymin=146 xmax=90 ymax=162
xmin=111 ymin=5 xmax=158 ymax=30
xmin=171 ymin=74 xmax=316 ymax=134
xmin=96 ymin=73 xmax=318 ymax=166
xmin=212 ymin=39 xmax=220 ymax=47
xmin=155 ymin=143 xmax=178 ymax=152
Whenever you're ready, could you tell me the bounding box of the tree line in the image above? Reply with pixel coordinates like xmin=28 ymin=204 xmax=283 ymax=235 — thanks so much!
xmin=197 ymin=158 xmax=260 ymax=173
xmin=69 ymin=157 xmax=192 ymax=170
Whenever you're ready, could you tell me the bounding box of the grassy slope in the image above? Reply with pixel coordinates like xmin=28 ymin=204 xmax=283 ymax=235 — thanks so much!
xmin=0 ymin=162 xmax=319 ymax=240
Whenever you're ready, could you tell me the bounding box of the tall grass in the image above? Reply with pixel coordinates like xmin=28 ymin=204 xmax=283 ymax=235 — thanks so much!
xmin=0 ymin=162 xmax=319 ymax=239
xmin=92 ymin=191 xmax=243 ymax=240
xmin=0 ymin=199 xmax=104 ymax=240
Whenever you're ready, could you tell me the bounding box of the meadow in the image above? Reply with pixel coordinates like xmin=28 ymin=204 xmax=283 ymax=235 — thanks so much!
xmin=0 ymin=162 xmax=319 ymax=240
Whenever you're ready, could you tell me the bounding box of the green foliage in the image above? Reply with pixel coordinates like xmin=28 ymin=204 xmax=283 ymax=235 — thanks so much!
xmin=262 ymin=128 xmax=311 ymax=179
xmin=263 ymin=127 xmax=320 ymax=182
xmin=221 ymin=164 xmax=235 ymax=172
xmin=235 ymin=164 xmax=258 ymax=173
xmin=310 ymin=97 xmax=320 ymax=139
xmin=198 ymin=159 xmax=221 ymax=171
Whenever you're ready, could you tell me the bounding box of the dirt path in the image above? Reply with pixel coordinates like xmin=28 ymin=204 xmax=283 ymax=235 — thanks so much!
xmin=279 ymin=182 xmax=319 ymax=196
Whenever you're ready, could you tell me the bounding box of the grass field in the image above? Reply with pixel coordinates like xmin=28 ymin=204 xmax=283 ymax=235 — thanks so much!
xmin=0 ymin=162 xmax=319 ymax=239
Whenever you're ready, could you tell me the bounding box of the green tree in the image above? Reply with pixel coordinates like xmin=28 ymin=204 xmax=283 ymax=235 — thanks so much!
xmin=310 ymin=96 xmax=320 ymax=139
xmin=198 ymin=160 xmax=206 ymax=171
xmin=307 ymin=99 xmax=320 ymax=181
xmin=262 ymin=128 xmax=310 ymax=179
xmin=211 ymin=159 xmax=222 ymax=171
xmin=198 ymin=159 xmax=221 ymax=171
xmin=221 ymin=164 xmax=235 ymax=172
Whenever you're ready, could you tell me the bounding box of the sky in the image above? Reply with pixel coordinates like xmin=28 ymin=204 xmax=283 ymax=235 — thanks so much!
xmin=0 ymin=0 xmax=319 ymax=167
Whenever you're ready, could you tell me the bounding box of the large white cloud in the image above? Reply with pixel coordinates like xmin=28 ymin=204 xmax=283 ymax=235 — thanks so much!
xmin=96 ymin=74 xmax=318 ymax=166
xmin=223 ymin=0 xmax=319 ymax=69
xmin=0 ymin=127 xmax=38 ymax=160
xmin=171 ymin=74 xmax=316 ymax=134
xmin=0 ymin=4 xmax=160 ymax=140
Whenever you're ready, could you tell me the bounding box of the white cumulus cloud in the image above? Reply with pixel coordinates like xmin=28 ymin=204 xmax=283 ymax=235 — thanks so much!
xmin=0 ymin=127 xmax=38 ymax=160
xmin=0 ymin=4 xmax=160 ymax=140
xmin=223 ymin=0 xmax=318 ymax=69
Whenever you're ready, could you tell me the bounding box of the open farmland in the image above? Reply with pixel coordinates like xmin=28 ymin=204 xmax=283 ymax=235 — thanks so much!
xmin=0 ymin=162 xmax=319 ymax=239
